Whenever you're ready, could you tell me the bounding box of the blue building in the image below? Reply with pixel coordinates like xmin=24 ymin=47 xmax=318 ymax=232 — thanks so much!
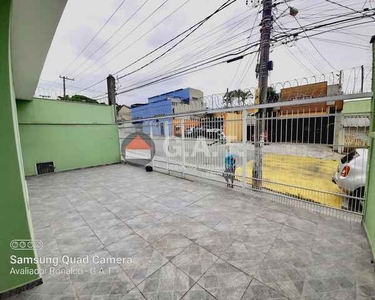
xmin=130 ymin=88 xmax=204 ymax=136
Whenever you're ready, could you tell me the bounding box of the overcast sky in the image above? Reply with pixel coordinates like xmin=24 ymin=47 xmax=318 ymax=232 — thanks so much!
xmin=37 ymin=0 xmax=374 ymax=105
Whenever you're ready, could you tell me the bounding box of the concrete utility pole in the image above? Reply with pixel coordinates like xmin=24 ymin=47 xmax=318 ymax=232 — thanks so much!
xmin=252 ymin=0 xmax=273 ymax=190
xmin=107 ymin=75 xmax=117 ymax=121
xmin=361 ymin=65 xmax=365 ymax=93
xmin=59 ymin=75 xmax=74 ymax=99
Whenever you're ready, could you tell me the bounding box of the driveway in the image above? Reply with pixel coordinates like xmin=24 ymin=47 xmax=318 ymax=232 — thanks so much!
xmin=11 ymin=164 xmax=375 ymax=299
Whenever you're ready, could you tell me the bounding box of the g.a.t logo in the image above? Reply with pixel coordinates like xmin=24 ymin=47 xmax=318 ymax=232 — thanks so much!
xmin=121 ymin=132 xmax=155 ymax=166
xmin=10 ymin=239 xmax=43 ymax=251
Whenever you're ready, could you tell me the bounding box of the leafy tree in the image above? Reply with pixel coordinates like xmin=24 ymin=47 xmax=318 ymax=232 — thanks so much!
xmin=223 ymin=89 xmax=253 ymax=107
xmin=70 ymin=94 xmax=98 ymax=104
xmin=267 ymin=87 xmax=279 ymax=103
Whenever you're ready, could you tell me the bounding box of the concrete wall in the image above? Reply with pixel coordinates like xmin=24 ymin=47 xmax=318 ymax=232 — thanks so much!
xmin=343 ymin=99 xmax=371 ymax=114
xmin=0 ymin=0 xmax=40 ymax=293
xmin=17 ymin=98 xmax=120 ymax=176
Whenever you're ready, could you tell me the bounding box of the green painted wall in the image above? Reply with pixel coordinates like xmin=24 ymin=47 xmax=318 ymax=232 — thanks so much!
xmin=0 ymin=0 xmax=39 ymax=293
xmin=364 ymin=40 xmax=375 ymax=258
xmin=343 ymin=99 xmax=371 ymax=114
xmin=17 ymin=98 xmax=120 ymax=176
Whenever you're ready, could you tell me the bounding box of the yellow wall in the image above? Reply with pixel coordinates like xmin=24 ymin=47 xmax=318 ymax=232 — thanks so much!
xmin=224 ymin=112 xmax=242 ymax=142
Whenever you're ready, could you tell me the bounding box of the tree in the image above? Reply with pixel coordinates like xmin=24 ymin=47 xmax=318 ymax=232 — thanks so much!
xmin=267 ymin=87 xmax=279 ymax=103
xmin=223 ymin=89 xmax=253 ymax=107
xmin=70 ymin=94 xmax=98 ymax=103
xmin=236 ymin=89 xmax=252 ymax=106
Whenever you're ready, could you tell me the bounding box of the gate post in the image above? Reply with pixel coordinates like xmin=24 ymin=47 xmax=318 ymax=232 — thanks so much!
xmin=181 ymin=119 xmax=186 ymax=178
xmin=165 ymin=121 xmax=170 ymax=173
xmin=242 ymin=109 xmax=247 ymax=190
xmin=149 ymin=121 xmax=154 ymax=169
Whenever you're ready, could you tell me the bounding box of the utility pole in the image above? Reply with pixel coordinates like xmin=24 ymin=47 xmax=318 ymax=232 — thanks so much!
xmin=361 ymin=65 xmax=365 ymax=93
xmin=59 ymin=75 xmax=74 ymax=99
xmin=252 ymin=0 xmax=273 ymax=190
xmin=107 ymin=75 xmax=117 ymax=122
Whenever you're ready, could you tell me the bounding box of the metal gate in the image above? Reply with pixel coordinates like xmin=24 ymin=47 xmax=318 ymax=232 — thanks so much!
xmin=119 ymin=94 xmax=371 ymax=222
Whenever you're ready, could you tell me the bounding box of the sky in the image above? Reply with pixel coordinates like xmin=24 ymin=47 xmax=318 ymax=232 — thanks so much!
xmin=37 ymin=0 xmax=375 ymax=105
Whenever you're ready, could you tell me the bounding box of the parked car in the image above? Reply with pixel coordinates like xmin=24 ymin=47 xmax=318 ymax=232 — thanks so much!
xmin=218 ymin=132 xmax=226 ymax=144
xmin=204 ymin=126 xmax=222 ymax=139
xmin=185 ymin=127 xmax=195 ymax=137
xmin=332 ymin=148 xmax=368 ymax=212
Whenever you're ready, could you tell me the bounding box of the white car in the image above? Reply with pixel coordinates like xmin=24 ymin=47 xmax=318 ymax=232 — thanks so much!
xmin=332 ymin=149 xmax=368 ymax=212
xmin=218 ymin=132 xmax=226 ymax=144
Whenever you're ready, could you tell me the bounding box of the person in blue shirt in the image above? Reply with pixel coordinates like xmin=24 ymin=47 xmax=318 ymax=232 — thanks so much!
xmin=224 ymin=146 xmax=236 ymax=188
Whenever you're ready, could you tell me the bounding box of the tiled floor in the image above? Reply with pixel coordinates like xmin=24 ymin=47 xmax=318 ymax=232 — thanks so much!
xmin=9 ymin=164 xmax=375 ymax=299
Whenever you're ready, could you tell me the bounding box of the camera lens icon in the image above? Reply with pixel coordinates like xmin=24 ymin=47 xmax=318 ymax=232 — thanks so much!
xmin=10 ymin=241 xmax=19 ymax=250
xmin=10 ymin=239 xmax=43 ymax=250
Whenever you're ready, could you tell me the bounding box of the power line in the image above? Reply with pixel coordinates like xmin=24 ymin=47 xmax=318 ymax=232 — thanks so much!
xmin=229 ymin=5 xmax=261 ymax=89
xmin=74 ymin=0 xmax=171 ymax=79
xmin=325 ymin=0 xmax=375 ymax=20
xmin=128 ymin=13 xmax=258 ymax=88
xmin=116 ymin=11 xmax=375 ymax=95
xmin=311 ymin=37 xmax=371 ymax=51
xmin=69 ymin=0 xmax=151 ymax=77
xmin=59 ymin=0 xmax=128 ymax=75
xmin=236 ymin=47 xmax=260 ymax=88
xmin=76 ymin=1 xmax=245 ymax=95
xmin=77 ymin=7 xmax=374 ymax=96
xmin=283 ymin=44 xmax=316 ymax=75
xmin=119 ymin=41 xmax=260 ymax=92
xmin=115 ymin=0 xmax=239 ymax=79
xmin=118 ymin=43 xmax=259 ymax=95
xmin=82 ymin=0 xmax=193 ymax=79
xmin=287 ymin=2 xmax=339 ymax=71
xmin=274 ymin=17 xmax=323 ymax=74
xmin=123 ymin=9 xmax=259 ymax=87
xmin=39 ymin=79 xmax=106 ymax=94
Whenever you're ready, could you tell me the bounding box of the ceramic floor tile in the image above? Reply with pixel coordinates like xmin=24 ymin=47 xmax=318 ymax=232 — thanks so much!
xmin=120 ymin=245 xmax=168 ymax=285
xmin=197 ymin=259 xmax=252 ymax=300
xmin=152 ymin=233 xmax=193 ymax=260
xmin=180 ymin=284 xmax=216 ymax=300
xmin=172 ymin=244 xmax=218 ymax=282
xmin=137 ymin=262 xmax=194 ymax=299
xmin=220 ymin=241 xmax=266 ymax=276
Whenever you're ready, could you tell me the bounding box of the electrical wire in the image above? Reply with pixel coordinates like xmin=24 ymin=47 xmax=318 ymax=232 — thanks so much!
xmin=120 ymin=41 xmax=260 ymax=91
xmin=59 ymin=0 xmax=129 ymax=76
xmin=115 ymin=12 xmax=375 ymax=95
xmin=288 ymin=5 xmax=339 ymax=71
xmin=310 ymin=37 xmax=371 ymax=51
xmin=76 ymin=6 xmax=374 ymax=96
xmin=68 ymin=0 xmax=151 ymax=76
xmin=81 ymin=0 xmax=193 ymax=79
xmin=115 ymin=0 xmax=239 ymax=79
xmin=74 ymin=0 xmax=171 ymax=79
xmin=325 ymin=0 xmax=375 ymax=20
xmin=118 ymin=40 xmax=265 ymax=94
xmin=116 ymin=48 xmax=260 ymax=95
xmin=229 ymin=5 xmax=261 ymax=89
xmin=129 ymin=12 xmax=258 ymax=89
xmin=236 ymin=47 xmax=260 ymax=88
